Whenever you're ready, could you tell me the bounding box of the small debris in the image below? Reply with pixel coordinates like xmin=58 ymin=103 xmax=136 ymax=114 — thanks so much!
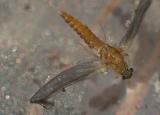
xmin=16 ymin=58 xmax=22 ymax=64
xmin=24 ymin=4 xmax=31 ymax=11
xmin=5 ymin=95 xmax=10 ymax=100
xmin=12 ymin=47 xmax=17 ymax=52
xmin=125 ymin=19 xmax=131 ymax=28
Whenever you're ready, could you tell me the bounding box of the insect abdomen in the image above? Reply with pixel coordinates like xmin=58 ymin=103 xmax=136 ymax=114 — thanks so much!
xmin=59 ymin=11 xmax=106 ymax=51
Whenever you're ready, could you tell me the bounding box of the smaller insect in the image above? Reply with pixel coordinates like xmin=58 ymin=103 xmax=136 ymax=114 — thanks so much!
xmin=30 ymin=0 xmax=152 ymax=107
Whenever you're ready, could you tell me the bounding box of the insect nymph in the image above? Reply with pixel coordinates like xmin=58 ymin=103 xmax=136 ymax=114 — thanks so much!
xmin=30 ymin=0 xmax=152 ymax=107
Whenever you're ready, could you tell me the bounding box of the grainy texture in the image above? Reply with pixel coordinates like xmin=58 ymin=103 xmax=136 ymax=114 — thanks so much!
xmin=0 ymin=0 xmax=159 ymax=115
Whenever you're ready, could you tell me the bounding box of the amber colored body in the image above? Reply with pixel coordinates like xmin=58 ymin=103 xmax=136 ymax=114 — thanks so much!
xmin=30 ymin=0 xmax=152 ymax=106
xmin=59 ymin=11 xmax=130 ymax=78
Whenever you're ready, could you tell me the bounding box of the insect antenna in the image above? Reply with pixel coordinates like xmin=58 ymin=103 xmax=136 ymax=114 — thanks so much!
xmin=98 ymin=23 xmax=108 ymax=42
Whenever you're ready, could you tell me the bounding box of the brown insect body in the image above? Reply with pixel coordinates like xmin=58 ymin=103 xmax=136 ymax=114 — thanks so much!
xmin=30 ymin=0 xmax=152 ymax=106
xmin=59 ymin=11 xmax=106 ymax=52
xmin=59 ymin=11 xmax=132 ymax=79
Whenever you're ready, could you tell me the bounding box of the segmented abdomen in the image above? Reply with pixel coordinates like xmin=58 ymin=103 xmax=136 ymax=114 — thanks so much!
xmin=59 ymin=10 xmax=106 ymax=52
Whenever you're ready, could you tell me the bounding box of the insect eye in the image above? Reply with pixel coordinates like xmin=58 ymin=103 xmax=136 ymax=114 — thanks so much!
xmin=122 ymin=68 xmax=133 ymax=80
